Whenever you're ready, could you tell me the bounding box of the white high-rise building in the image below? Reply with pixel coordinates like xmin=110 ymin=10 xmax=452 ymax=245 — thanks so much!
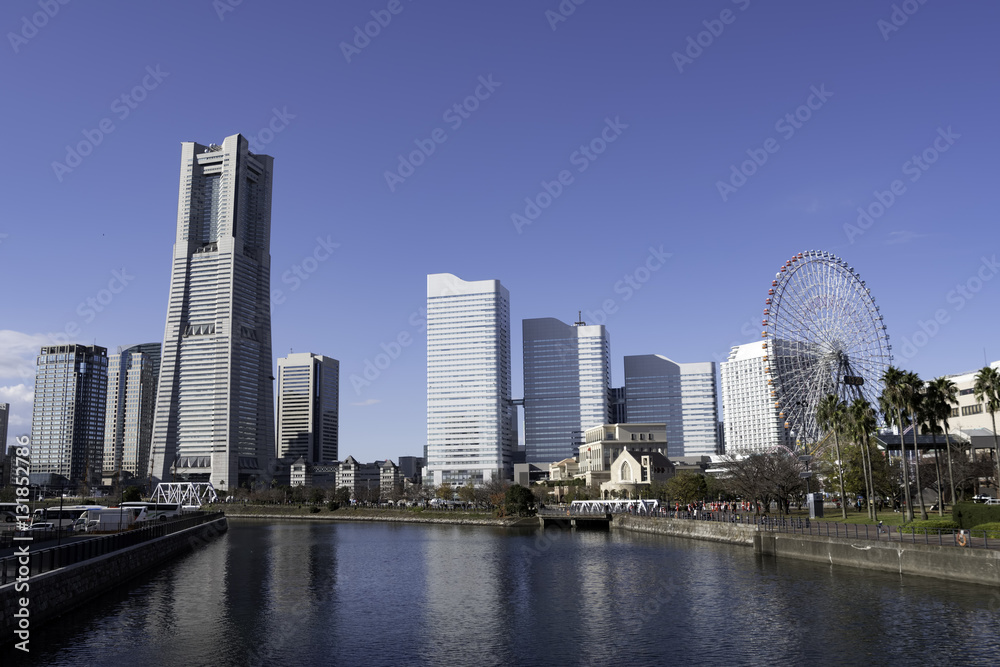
xmin=150 ymin=134 xmax=275 ymax=491
xmin=721 ymin=342 xmax=790 ymax=453
xmin=523 ymin=317 xmax=609 ymax=464
xmin=426 ymin=273 xmax=514 ymax=486
xmin=624 ymin=354 xmax=719 ymax=458
xmin=104 ymin=343 xmax=161 ymax=484
xmin=277 ymin=353 xmax=339 ymax=464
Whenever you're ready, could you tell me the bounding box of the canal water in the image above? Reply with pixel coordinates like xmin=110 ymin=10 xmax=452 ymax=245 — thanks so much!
xmin=6 ymin=519 xmax=1000 ymax=666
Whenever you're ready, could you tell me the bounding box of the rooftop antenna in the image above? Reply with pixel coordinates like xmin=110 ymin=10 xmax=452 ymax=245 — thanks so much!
xmin=574 ymin=310 xmax=585 ymax=326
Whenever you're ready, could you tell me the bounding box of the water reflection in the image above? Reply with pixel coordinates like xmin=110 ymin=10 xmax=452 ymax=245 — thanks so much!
xmin=6 ymin=520 xmax=1000 ymax=666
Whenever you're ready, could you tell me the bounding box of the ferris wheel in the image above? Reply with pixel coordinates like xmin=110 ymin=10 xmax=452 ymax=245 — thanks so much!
xmin=761 ymin=250 xmax=892 ymax=451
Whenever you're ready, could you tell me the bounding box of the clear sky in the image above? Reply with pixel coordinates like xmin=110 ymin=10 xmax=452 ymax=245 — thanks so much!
xmin=2 ymin=1 xmax=998 ymax=460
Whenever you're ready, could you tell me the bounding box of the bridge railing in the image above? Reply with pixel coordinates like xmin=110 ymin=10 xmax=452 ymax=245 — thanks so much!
xmin=0 ymin=512 xmax=224 ymax=585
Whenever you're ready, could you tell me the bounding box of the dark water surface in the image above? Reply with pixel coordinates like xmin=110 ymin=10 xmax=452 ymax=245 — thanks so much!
xmin=7 ymin=519 xmax=1000 ymax=666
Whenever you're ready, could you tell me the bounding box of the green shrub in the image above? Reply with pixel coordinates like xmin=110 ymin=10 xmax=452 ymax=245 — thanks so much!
xmin=327 ymin=500 xmax=340 ymax=511
xmin=309 ymin=505 xmax=321 ymax=513
xmin=970 ymin=522 xmax=1000 ymax=539
xmin=952 ymin=502 xmax=1000 ymax=529
xmin=899 ymin=519 xmax=959 ymax=534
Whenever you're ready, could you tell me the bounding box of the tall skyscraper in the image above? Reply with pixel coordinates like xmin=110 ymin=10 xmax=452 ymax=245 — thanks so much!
xmin=426 ymin=273 xmax=514 ymax=486
xmin=276 ymin=352 xmax=339 ymax=464
xmin=104 ymin=343 xmax=161 ymax=485
xmin=150 ymin=133 xmax=276 ymax=491
xmin=30 ymin=344 xmax=109 ymax=487
xmin=624 ymin=355 xmax=720 ymax=458
xmin=720 ymin=342 xmax=790 ymax=453
xmin=523 ymin=317 xmax=610 ymax=464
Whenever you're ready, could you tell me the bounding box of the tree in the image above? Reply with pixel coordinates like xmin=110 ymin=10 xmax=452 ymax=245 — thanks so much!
xmin=458 ymin=481 xmax=477 ymax=506
xmin=502 ymin=484 xmax=535 ymax=517
xmin=881 ymin=366 xmax=915 ymax=521
xmin=902 ymin=371 xmax=929 ymax=520
xmin=665 ymin=473 xmax=708 ymax=505
xmin=122 ymin=486 xmax=144 ymax=503
xmin=922 ymin=377 xmax=957 ymax=514
xmin=816 ymin=394 xmax=849 ymax=520
xmin=974 ymin=366 xmax=1000 ymax=496
xmin=716 ymin=452 xmax=804 ymax=514
xmin=435 ymin=482 xmax=454 ymax=501
xmin=847 ymin=398 xmax=878 ymax=520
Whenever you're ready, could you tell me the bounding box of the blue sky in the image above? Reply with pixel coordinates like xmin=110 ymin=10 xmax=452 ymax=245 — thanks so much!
xmin=2 ymin=1 xmax=998 ymax=460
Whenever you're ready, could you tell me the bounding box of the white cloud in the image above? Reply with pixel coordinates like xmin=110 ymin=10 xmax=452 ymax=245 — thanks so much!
xmin=351 ymin=398 xmax=381 ymax=407
xmin=0 ymin=330 xmax=51 ymax=381
xmin=1 ymin=383 xmax=34 ymax=452
xmin=885 ymin=230 xmax=930 ymax=245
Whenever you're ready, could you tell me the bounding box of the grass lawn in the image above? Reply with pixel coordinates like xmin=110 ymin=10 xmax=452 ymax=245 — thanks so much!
xmin=784 ymin=507 xmax=953 ymax=527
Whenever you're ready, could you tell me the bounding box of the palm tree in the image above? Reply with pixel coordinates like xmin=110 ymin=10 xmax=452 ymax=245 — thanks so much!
xmin=816 ymin=394 xmax=848 ymax=520
xmin=918 ymin=385 xmax=945 ymax=516
xmin=974 ymin=366 xmax=1000 ymax=498
xmin=881 ymin=366 xmax=914 ymax=522
xmin=905 ymin=371 xmax=928 ymax=521
xmin=926 ymin=376 xmax=958 ymax=509
xmin=848 ymin=397 xmax=878 ymax=521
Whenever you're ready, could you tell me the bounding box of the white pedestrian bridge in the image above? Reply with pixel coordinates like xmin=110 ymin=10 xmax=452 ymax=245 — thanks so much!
xmin=570 ymin=499 xmax=660 ymax=515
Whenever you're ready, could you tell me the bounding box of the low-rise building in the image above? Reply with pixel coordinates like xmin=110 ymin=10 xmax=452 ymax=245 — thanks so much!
xmin=600 ymin=448 xmax=674 ymax=499
xmin=549 ymin=457 xmax=579 ymax=481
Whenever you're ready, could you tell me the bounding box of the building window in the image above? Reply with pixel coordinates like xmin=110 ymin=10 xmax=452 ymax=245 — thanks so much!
xmin=961 ymin=404 xmax=983 ymax=416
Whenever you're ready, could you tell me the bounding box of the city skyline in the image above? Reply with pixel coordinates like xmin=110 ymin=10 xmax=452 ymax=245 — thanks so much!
xmin=3 ymin=3 xmax=999 ymax=464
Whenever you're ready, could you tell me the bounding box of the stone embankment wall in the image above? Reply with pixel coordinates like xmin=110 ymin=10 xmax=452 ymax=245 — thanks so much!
xmin=227 ymin=511 xmax=536 ymax=527
xmin=613 ymin=515 xmax=758 ymax=545
xmin=613 ymin=515 xmax=1000 ymax=586
xmin=0 ymin=517 xmax=228 ymax=639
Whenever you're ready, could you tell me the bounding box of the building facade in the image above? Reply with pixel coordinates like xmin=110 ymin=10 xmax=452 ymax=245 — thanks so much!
xmin=150 ymin=134 xmax=276 ymax=491
xmin=426 ymin=273 xmax=515 ymax=486
xmin=941 ymin=360 xmax=1000 ymax=433
xmin=624 ymin=354 xmax=719 ymax=458
xmin=30 ymin=344 xmax=109 ymax=488
xmin=276 ymin=353 xmax=339 ymax=464
xmin=104 ymin=343 xmax=161 ymax=485
xmin=720 ymin=342 xmax=790 ymax=454
xmin=578 ymin=423 xmax=669 ymax=474
xmin=523 ymin=317 xmax=610 ymax=465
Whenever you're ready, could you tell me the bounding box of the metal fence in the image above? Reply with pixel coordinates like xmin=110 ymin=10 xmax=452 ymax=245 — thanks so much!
xmin=0 ymin=512 xmax=224 ymax=585
xmin=591 ymin=507 xmax=995 ymax=550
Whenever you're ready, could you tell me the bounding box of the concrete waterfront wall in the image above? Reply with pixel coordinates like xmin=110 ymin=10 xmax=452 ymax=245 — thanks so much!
xmin=0 ymin=517 xmax=228 ymax=641
xmin=613 ymin=515 xmax=1000 ymax=586
xmin=614 ymin=515 xmax=758 ymax=545
xmin=755 ymin=532 xmax=1000 ymax=586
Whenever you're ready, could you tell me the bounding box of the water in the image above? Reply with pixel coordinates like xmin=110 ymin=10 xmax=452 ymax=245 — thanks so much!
xmin=7 ymin=519 xmax=1000 ymax=666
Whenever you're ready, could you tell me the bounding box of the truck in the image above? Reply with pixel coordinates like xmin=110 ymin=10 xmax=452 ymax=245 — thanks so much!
xmin=75 ymin=506 xmax=147 ymax=533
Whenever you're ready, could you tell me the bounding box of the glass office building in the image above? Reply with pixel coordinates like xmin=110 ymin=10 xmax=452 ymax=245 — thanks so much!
xmin=30 ymin=344 xmax=109 ymax=487
xmin=426 ymin=273 xmax=514 ymax=486
xmin=104 ymin=343 xmax=161 ymax=483
xmin=624 ymin=354 xmax=719 ymax=458
xmin=150 ymin=134 xmax=276 ymax=490
xmin=523 ymin=317 xmax=610 ymax=464
xmin=277 ymin=352 xmax=339 ymax=464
